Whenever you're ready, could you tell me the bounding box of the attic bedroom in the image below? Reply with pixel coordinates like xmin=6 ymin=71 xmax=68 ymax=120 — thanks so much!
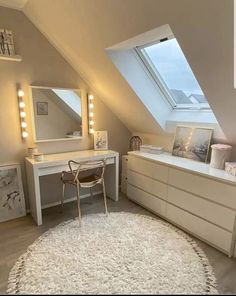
xmin=0 ymin=0 xmax=236 ymax=294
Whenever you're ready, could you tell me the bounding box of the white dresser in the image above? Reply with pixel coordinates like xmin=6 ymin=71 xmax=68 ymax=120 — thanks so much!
xmin=127 ymin=151 xmax=236 ymax=257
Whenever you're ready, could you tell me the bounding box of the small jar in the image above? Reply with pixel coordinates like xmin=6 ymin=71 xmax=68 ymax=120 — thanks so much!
xmin=28 ymin=147 xmax=38 ymax=158
xmin=210 ymin=144 xmax=232 ymax=169
xmin=33 ymin=152 xmax=44 ymax=162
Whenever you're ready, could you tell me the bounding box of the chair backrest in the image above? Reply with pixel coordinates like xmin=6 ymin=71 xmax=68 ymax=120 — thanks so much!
xmin=68 ymin=159 xmax=106 ymax=183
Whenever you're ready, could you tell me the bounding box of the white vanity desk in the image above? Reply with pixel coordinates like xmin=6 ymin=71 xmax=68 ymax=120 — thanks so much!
xmin=25 ymin=150 xmax=119 ymax=226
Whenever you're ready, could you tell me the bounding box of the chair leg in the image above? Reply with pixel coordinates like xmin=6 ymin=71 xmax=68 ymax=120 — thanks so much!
xmin=61 ymin=183 xmax=66 ymax=212
xmin=76 ymin=183 xmax=82 ymax=227
xmin=102 ymin=180 xmax=108 ymax=216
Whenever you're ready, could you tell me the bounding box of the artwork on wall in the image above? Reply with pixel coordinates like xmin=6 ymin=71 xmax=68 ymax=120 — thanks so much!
xmin=94 ymin=131 xmax=108 ymax=151
xmin=0 ymin=164 xmax=26 ymax=223
xmin=172 ymin=126 xmax=213 ymax=163
xmin=37 ymin=102 xmax=48 ymax=115
xmin=0 ymin=29 xmax=15 ymax=56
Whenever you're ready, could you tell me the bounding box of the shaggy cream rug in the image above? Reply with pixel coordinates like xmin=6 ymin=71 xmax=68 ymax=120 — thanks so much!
xmin=7 ymin=212 xmax=217 ymax=294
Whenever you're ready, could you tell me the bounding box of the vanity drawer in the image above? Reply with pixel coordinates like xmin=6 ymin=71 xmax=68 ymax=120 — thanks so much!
xmin=128 ymin=170 xmax=167 ymax=200
xmin=128 ymin=156 xmax=168 ymax=183
xmin=168 ymin=168 xmax=236 ymax=209
xmin=127 ymin=184 xmax=166 ymax=217
xmin=166 ymin=203 xmax=232 ymax=253
xmin=168 ymin=186 xmax=235 ymax=231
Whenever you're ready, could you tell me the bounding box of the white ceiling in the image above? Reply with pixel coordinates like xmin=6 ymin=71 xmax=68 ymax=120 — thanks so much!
xmin=0 ymin=0 xmax=27 ymax=9
xmin=19 ymin=0 xmax=236 ymax=143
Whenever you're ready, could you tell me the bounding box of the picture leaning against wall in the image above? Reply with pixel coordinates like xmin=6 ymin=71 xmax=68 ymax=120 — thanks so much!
xmin=172 ymin=126 xmax=213 ymax=163
xmin=0 ymin=164 xmax=26 ymax=223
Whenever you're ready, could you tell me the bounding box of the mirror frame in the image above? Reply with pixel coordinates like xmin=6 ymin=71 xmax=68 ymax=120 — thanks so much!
xmin=29 ymin=85 xmax=86 ymax=143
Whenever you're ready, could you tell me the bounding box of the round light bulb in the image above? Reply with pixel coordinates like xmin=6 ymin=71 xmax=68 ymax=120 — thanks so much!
xmin=89 ymin=128 xmax=94 ymax=134
xmin=19 ymin=101 xmax=25 ymax=108
xmin=22 ymin=131 xmax=28 ymax=138
xmin=21 ymin=122 xmax=27 ymax=128
xmin=18 ymin=90 xmax=24 ymax=97
xmin=89 ymin=120 xmax=94 ymax=125
xmin=89 ymin=103 xmax=94 ymax=109
xmin=20 ymin=111 xmax=26 ymax=118
xmin=89 ymin=112 xmax=94 ymax=117
xmin=88 ymin=94 xmax=94 ymax=100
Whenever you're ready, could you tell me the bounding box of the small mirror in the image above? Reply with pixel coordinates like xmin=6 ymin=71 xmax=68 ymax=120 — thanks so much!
xmin=30 ymin=86 xmax=83 ymax=142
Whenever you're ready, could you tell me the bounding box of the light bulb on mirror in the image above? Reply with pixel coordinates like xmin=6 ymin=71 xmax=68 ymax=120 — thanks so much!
xmin=22 ymin=131 xmax=28 ymax=138
xmin=89 ymin=103 xmax=94 ymax=109
xmin=21 ymin=122 xmax=27 ymax=128
xmin=19 ymin=101 xmax=25 ymax=108
xmin=88 ymin=94 xmax=94 ymax=100
xmin=89 ymin=112 xmax=94 ymax=117
xmin=89 ymin=128 xmax=94 ymax=134
xmin=18 ymin=90 xmax=24 ymax=97
xmin=89 ymin=120 xmax=94 ymax=125
xmin=20 ymin=111 xmax=26 ymax=118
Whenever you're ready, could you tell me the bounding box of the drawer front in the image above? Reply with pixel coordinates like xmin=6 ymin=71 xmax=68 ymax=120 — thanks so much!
xmin=168 ymin=187 xmax=235 ymax=231
xmin=169 ymin=168 xmax=236 ymax=209
xmin=127 ymin=184 xmax=166 ymax=217
xmin=166 ymin=203 xmax=232 ymax=253
xmin=128 ymin=156 xmax=168 ymax=183
xmin=128 ymin=170 xmax=167 ymax=200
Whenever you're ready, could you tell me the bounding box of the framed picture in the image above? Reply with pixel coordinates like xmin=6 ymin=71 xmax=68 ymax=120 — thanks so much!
xmin=0 ymin=164 xmax=26 ymax=223
xmin=172 ymin=126 xmax=213 ymax=163
xmin=37 ymin=102 xmax=48 ymax=115
xmin=94 ymin=131 xmax=108 ymax=150
xmin=0 ymin=29 xmax=15 ymax=56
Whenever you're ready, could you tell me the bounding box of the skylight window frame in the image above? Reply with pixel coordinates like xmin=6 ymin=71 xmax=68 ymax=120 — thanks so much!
xmin=135 ymin=36 xmax=210 ymax=111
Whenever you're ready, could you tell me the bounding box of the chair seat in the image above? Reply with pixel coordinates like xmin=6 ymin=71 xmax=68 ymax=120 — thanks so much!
xmin=61 ymin=171 xmax=101 ymax=187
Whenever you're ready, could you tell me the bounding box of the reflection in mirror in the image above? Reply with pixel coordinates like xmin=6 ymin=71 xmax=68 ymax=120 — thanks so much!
xmin=31 ymin=87 xmax=82 ymax=141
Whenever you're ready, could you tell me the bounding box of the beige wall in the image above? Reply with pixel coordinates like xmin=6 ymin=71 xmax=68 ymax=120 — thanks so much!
xmin=0 ymin=7 xmax=131 ymax=208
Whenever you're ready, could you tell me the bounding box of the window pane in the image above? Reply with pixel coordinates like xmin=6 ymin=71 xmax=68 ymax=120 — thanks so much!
xmin=142 ymin=38 xmax=208 ymax=106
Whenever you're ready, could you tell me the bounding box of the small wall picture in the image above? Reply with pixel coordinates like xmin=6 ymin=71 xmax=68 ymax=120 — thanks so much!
xmin=0 ymin=29 xmax=15 ymax=56
xmin=94 ymin=131 xmax=108 ymax=150
xmin=0 ymin=164 xmax=26 ymax=223
xmin=172 ymin=126 xmax=213 ymax=163
xmin=37 ymin=102 xmax=48 ymax=115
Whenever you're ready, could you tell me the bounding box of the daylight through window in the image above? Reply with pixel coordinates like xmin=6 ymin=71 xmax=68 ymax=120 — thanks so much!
xmin=136 ymin=37 xmax=210 ymax=110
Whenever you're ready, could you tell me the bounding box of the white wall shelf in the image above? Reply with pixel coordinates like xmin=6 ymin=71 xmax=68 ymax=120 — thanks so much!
xmin=0 ymin=54 xmax=22 ymax=62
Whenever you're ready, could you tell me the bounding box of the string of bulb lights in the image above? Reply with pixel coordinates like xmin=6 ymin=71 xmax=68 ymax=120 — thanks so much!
xmin=88 ymin=94 xmax=95 ymax=134
xmin=18 ymin=89 xmax=28 ymax=139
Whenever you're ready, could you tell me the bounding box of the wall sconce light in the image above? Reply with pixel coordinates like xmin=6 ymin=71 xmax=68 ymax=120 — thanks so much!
xmin=88 ymin=93 xmax=95 ymax=134
xmin=18 ymin=88 xmax=28 ymax=139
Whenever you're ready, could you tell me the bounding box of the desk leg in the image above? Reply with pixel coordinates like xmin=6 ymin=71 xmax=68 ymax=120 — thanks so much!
xmin=105 ymin=155 xmax=119 ymax=201
xmin=25 ymin=162 xmax=42 ymax=226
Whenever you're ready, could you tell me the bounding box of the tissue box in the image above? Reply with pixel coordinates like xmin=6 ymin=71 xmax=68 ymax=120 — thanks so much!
xmin=140 ymin=145 xmax=163 ymax=155
xmin=225 ymin=162 xmax=236 ymax=176
xmin=140 ymin=145 xmax=152 ymax=153
xmin=149 ymin=146 xmax=164 ymax=155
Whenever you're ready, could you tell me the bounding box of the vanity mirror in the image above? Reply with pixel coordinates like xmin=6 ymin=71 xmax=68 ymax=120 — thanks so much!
xmin=30 ymin=86 xmax=83 ymax=142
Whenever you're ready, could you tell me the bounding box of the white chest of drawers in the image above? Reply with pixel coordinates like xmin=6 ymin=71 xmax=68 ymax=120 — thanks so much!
xmin=127 ymin=151 xmax=236 ymax=257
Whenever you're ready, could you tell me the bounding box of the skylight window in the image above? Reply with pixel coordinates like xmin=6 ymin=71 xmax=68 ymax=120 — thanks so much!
xmin=136 ymin=37 xmax=210 ymax=110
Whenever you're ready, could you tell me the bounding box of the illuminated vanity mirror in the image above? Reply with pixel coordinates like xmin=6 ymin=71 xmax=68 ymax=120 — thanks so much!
xmin=30 ymin=86 xmax=83 ymax=142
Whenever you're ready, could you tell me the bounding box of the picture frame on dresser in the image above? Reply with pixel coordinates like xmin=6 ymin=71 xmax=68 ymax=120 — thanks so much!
xmin=0 ymin=164 xmax=26 ymax=223
xmin=172 ymin=125 xmax=213 ymax=163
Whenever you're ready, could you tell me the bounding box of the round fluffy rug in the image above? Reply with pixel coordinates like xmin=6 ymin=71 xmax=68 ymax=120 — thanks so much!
xmin=7 ymin=212 xmax=217 ymax=294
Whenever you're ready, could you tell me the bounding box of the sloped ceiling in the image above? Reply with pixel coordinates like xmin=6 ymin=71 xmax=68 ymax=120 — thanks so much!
xmin=0 ymin=0 xmax=27 ymax=9
xmin=22 ymin=0 xmax=236 ymax=143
